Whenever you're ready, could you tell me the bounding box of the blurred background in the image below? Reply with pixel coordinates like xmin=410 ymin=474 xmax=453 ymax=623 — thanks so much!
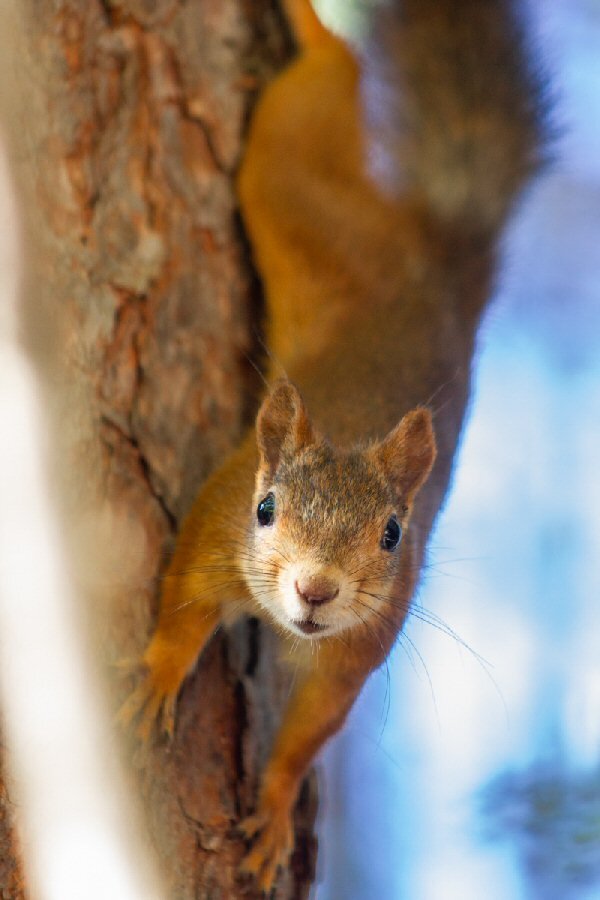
xmin=314 ymin=0 xmax=600 ymax=897
xmin=0 ymin=0 xmax=595 ymax=896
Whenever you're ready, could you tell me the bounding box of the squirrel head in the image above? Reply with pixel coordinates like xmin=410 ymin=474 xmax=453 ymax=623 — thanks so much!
xmin=243 ymin=380 xmax=436 ymax=641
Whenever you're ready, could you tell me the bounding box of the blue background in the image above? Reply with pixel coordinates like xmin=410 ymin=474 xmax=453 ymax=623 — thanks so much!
xmin=314 ymin=1 xmax=600 ymax=897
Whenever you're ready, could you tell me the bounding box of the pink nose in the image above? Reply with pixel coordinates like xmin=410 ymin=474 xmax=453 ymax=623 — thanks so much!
xmin=295 ymin=577 xmax=339 ymax=607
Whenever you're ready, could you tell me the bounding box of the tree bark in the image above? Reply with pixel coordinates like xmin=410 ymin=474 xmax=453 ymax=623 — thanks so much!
xmin=0 ymin=1 xmax=317 ymax=897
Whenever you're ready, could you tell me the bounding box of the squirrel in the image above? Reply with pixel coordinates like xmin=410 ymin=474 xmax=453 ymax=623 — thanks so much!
xmin=119 ymin=0 xmax=544 ymax=891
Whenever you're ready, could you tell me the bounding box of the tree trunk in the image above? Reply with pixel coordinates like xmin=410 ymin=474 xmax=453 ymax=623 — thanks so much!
xmin=0 ymin=1 xmax=317 ymax=897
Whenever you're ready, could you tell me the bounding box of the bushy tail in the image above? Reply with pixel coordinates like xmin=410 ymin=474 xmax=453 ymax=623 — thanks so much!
xmin=363 ymin=0 xmax=549 ymax=237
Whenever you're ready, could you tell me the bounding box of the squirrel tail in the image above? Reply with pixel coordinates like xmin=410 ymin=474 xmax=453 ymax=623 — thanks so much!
xmin=363 ymin=0 xmax=549 ymax=238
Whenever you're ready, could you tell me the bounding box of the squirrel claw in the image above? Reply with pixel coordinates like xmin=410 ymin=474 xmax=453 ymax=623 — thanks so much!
xmin=238 ymin=812 xmax=266 ymax=840
xmin=112 ymin=656 xmax=142 ymax=676
xmin=160 ymin=692 xmax=176 ymax=738
xmin=115 ymin=676 xmax=152 ymax=733
xmin=116 ymin=668 xmax=178 ymax=743
xmin=239 ymin=810 xmax=293 ymax=894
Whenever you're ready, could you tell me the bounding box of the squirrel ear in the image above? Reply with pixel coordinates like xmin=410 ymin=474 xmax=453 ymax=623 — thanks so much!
xmin=369 ymin=408 xmax=436 ymax=503
xmin=256 ymin=379 xmax=316 ymax=479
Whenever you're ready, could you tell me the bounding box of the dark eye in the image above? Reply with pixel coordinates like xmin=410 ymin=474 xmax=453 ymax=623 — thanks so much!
xmin=381 ymin=515 xmax=401 ymax=551
xmin=257 ymin=492 xmax=276 ymax=526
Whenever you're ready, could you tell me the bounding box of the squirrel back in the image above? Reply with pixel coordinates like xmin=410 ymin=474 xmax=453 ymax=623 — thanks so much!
xmin=238 ymin=0 xmax=545 ymax=492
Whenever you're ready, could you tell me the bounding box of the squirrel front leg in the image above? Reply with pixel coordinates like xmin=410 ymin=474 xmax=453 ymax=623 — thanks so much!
xmin=240 ymin=656 xmax=366 ymax=892
xmin=118 ymin=438 xmax=257 ymax=741
xmin=117 ymin=575 xmax=223 ymax=741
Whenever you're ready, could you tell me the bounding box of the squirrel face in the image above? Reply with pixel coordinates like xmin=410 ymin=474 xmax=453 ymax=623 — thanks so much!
xmin=242 ymin=380 xmax=436 ymax=640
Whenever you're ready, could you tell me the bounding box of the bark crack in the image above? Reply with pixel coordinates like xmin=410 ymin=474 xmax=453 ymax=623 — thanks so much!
xmin=182 ymin=107 xmax=232 ymax=175
xmin=245 ymin=617 xmax=261 ymax=678
xmin=134 ymin=432 xmax=178 ymax=532
xmin=101 ymin=414 xmax=177 ymax=533
xmin=232 ymin=677 xmax=249 ymax=818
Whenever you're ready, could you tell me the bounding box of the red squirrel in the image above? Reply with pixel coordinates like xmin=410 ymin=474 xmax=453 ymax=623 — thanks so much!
xmin=119 ymin=0 xmax=544 ymax=890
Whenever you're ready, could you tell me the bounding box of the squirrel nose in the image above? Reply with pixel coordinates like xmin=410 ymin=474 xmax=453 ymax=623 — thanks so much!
xmin=295 ymin=577 xmax=339 ymax=607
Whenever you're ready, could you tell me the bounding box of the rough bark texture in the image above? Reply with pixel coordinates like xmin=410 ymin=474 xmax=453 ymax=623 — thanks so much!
xmin=0 ymin=766 xmax=24 ymax=899
xmin=0 ymin=1 xmax=318 ymax=897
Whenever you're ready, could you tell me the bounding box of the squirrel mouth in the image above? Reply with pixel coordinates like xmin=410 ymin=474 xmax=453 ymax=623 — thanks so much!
xmin=292 ymin=619 xmax=329 ymax=635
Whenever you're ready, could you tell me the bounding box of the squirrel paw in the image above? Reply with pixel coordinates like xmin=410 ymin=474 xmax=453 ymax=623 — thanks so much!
xmin=115 ymin=661 xmax=178 ymax=742
xmin=239 ymin=809 xmax=293 ymax=894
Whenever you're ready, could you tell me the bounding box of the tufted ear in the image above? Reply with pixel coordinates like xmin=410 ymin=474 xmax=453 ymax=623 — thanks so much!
xmin=256 ymin=380 xmax=317 ymax=480
xmin=369 ymin=407 xmax=436 ymax=503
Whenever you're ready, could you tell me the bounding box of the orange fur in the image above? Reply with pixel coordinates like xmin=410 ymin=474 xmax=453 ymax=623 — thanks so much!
xmin=120 ymin=0 xmax=544 ymax=890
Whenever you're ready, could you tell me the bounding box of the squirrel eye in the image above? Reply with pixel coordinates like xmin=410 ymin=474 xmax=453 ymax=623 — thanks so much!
xmin=381 ymin=515 xmax=401 ymax=551
xmin=257 ymin=492 xmax=276 ymax=526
